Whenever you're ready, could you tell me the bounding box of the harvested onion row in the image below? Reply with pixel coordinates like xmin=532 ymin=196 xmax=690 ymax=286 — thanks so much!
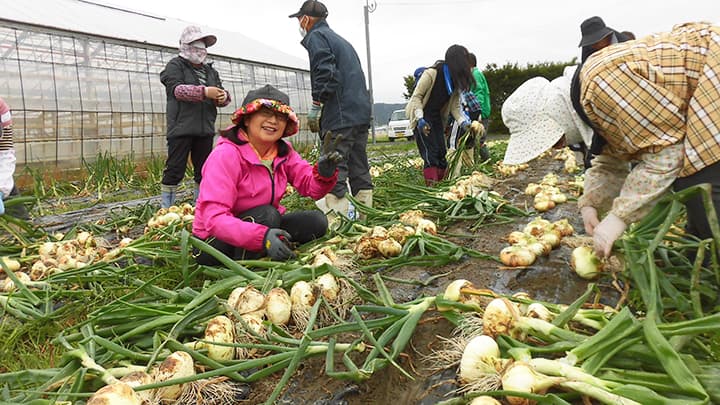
xmin=499 ymin=217 xmax=574 ymax=268
xmin=145 ymin=203 xmax=195 ymax=232
xmin=437 ymin=171 xmax=494 ymax=201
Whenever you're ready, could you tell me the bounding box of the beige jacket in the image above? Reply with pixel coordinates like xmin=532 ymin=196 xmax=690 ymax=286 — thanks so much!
xmin=405 ymin=67 xmax=464 ymax=130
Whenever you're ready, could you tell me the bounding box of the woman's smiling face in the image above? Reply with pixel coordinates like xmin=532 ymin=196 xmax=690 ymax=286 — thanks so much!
xmin=244 ymin=107 xmax=288 ymax=143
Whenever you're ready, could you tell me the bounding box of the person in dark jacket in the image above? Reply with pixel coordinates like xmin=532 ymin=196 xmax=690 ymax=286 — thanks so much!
xmin=572 ymin=17 xmax=634 ymax=168
xmin=159 ymin=25 xmax=231 ymax=208
xmin=289 ymin=0 xmax=373 ymax=222
xmin=578 ymin=16 xmax=632 ymax=62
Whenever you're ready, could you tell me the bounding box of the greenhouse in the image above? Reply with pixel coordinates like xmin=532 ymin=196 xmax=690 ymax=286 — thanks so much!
xmin=0 ymin=0 xmax=312 ymax=168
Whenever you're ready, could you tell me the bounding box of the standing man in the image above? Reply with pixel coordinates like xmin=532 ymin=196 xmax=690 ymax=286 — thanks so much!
xmin=289 ymin=0 xmax=373 ymax=221
xmin=159 ymin=26 xmax=231 ymax=209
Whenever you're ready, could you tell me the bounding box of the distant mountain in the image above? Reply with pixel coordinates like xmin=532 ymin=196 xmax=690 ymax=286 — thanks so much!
xmin=373 ymin=103 xmax=406 ymax=126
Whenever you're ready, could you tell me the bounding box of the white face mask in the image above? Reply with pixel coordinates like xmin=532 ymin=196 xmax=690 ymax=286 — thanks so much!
xmin=298 ymin=16 xmax=308 ymax=38
xmin=189 ymin=40 xmax=206 ymax=49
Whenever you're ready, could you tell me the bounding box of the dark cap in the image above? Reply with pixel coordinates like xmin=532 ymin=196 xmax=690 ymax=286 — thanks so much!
xmin=241 ymin=84 xmax=290 ymax=105
xmin=578 ymin=16 xmax=614 ymax=47
xmin=288 ymin=0 xmax=328 ymax=18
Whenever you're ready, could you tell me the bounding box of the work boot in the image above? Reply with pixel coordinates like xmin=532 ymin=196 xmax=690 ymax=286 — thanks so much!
xmin=315 ymin=197 xmax=330 ymax=213
xmin=438 ymin=167 xmax=446 ymax=181
xmin=354 ymin=189 xmax=373 ymax=220
xmin=325 ymin=193 xmax=350 ymax=225
xmin=160 ymin=184 xmax=178 ymax=209
xmin=423 ymin=167 xmax=440 ymax=186
xmin=478 ymin=145 xmax=491 ymax=162
xmin=193 ymin=182 xmax=200 ymax=205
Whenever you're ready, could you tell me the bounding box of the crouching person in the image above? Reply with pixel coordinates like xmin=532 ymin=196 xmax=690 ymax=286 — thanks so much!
xmin=192 ymin=85 xmax=342 ymax=265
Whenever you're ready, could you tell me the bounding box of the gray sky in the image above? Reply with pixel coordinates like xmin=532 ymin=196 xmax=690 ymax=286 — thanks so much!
xmin=109 ymin=0 xmax=719 ymax=103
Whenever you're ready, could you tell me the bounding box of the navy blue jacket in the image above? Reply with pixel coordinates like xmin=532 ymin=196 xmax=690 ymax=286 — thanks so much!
xmin=160 ymin=56 xmax=224 ymax=138
xmin=301 ymin=20 xmax=371 ymax=132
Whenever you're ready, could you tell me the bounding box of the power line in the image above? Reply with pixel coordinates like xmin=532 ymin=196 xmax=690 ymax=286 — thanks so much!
xmin=382 ymin=0 xmax=477 ymax=5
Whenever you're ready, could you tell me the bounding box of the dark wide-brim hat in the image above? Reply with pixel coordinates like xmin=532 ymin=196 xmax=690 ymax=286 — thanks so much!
xmin=578 ymin=16 xmax=614 ymax=47
xmin=226 ymin=85 xmax=299 ymax=137
xmin=289 ymin=0 xmax=328 ymax=18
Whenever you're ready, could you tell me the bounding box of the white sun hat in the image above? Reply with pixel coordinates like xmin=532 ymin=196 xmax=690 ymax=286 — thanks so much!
xmin=547 ymin=66 xmax=593 ymax=146
xmin=501 ymin=77 xmax=565 ymax=165
xmin=502 ymin=68 xmax=592 ymax=165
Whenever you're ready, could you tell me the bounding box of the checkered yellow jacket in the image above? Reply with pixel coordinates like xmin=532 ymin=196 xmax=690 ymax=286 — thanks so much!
xmin=580 ymin=22 xmax=720 ymax=177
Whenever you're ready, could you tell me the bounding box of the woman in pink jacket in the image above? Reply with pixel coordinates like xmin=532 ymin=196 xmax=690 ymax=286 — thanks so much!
xmin=192 ymin=85 xmax=342 ymax=264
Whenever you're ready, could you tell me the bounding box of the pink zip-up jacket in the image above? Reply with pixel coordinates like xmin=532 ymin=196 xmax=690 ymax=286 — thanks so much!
xmin=192 ymin=135 xmax=337 ymax=252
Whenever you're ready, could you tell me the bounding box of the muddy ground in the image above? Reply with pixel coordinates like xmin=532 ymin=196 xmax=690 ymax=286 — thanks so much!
xmin=242 ymin=154 xmax=622 ymax=404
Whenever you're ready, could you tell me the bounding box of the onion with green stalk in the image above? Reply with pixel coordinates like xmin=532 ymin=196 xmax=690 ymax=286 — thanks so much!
xmin=571 ymin=246 xmax=604 ymax=279
xmin=377 ymin=237 xmax=403 ymax=257
xmin=459 ymin=335 xmax=506 ymax=387
xmin=499 ymin=245 xmax=536 ymax=267
xmin=437 ymin=279 xmax=492 ymax=311
xmin=481 ymin=298 xmax=581 ymax=343
xmin=290 ymin=280 xmax=317 ymax=330
xmin=469 ymin=396 xmax=502 ymax=405
xmin=86 ymin=382 xmax=143 ymax=405
xmin=501 ymin=361 xmax=564 ymax=405
xmin=523 ymin=218 xmax=552 ymax=236
xmin=153 ymin=351 xmax=196 ymax=402
xmin=1 ymin=271 xmax=31 ymax=292
xmin=118 ymin=371 xmax=154 ymax=403
xmin=266 ymin=287 xmax=292 ymax=326
xmin=227 ymin=286 xmax=266 ymax=319
xmin=0 ymin=256 xmax=20 ymax=272
xmin=203 ymin=315 xmax=235 ymax=361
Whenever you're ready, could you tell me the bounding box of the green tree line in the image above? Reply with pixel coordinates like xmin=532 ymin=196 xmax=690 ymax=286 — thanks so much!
xmin=403 ymin=59 xmax=577 ymax=134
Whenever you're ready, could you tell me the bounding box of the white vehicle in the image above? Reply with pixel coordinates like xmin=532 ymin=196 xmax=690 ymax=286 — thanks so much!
xmin=387 ymin=109 xmax=413 ymax=142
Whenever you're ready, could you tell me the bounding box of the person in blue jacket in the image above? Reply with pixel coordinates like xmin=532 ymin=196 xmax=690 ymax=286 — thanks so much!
xmin=289 ymin=0 xmax=373 ymax=222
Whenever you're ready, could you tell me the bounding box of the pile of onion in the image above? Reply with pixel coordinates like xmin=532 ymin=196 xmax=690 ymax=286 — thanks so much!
xmin=524 ymin=174 xmax=568 ymax=213
xmin=553 ymin=147 xmax=580 ymax=173
xmin=437 ymin=171 xmax=494 ymax=201
xmin=495 ymin=162 xmax=529 ymax=177
xmin=398 ymin=210 xmax=438 ymax=235
xmin=27 ymin=231 xmax=111 ymax=280
xmin=354 ymin=225 xmax=405 ymax=259
xmin=500 ymin=218 xmax=574 ymax=268
xmin=145 ymin=203 xmax=195 ymax=231
xmin=87 ymin=351 xmax=196 ymax=404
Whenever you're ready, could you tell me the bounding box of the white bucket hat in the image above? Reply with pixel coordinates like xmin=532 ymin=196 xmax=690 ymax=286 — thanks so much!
xmin=502 ymin=69 xmax=592 ymax=165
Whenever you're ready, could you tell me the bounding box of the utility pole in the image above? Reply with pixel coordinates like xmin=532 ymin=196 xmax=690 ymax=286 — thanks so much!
xmin=363 ymin=0 xmax=376 ymax=143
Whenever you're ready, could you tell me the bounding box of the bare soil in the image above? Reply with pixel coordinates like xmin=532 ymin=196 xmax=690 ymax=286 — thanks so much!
xmin=243 ymin=154 xmax=623 ymax=404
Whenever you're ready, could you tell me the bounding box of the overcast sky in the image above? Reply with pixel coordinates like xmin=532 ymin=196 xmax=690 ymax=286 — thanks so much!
xmin=108 ymin=0 xmax=719 ymax=104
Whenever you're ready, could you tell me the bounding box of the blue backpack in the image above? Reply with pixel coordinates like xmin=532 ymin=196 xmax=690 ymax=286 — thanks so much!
xmin=411 ymin=67 xmax=427 ymax=92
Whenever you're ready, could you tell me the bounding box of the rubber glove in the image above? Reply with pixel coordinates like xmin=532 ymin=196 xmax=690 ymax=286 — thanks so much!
xmin=580 ymin=206 xmax=600 ymax=235
xmin=417 ymin=118 xmax=430 ymax=135
xmin=308 ymin=101 xmax=323 ymax=133
xmin=593 ymin=213 xmax=626 ymax=258
xmin=0 ymin=192 xmax=4 ymax=215
xmin=263 ymin=228 xmax=296 ymax=261
xmin=317 ymin=132 xmax=344 ymax=177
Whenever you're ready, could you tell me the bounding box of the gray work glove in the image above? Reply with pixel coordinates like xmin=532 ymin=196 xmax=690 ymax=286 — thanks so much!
xmin=263 ymin=228 xmax=296 ymax=261
xmin=317 ymin=131 xmax=344 ymax=177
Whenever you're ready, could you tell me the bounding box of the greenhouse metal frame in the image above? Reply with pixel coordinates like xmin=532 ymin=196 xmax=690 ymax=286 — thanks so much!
xmin=0 ymin=21 xmax=313 ymax=168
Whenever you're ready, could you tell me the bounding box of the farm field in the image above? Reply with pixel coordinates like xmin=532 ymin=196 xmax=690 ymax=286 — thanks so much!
xmin=1 ymin=139 xmax=719 ymax=405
